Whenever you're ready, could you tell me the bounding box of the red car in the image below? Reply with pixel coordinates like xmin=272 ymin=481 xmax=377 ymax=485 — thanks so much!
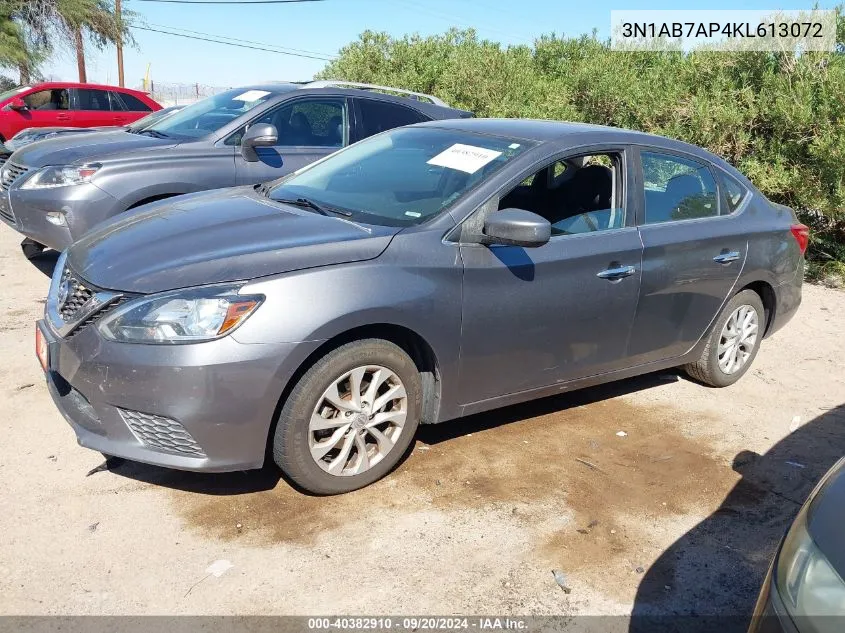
xmin=0 ymin=82 xmax=161 ymax=142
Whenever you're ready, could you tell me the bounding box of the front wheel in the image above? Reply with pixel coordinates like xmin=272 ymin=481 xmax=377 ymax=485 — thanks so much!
xmin=684 ymin=289 xmax=765 ymax=387
xmin=21 ymin=238 xmax=46 ymax=260
xmin=272 ymin=339 xmax=422 ymax=494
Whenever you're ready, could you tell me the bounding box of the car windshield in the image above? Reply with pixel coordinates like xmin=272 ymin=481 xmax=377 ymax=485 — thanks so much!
xmin=127 ymin=106 xmax=183 ymax=132
xmin=268 ymin=127 xmax=534 ymax=227
xmin=143 ymin=88 xmax=279 ymax=139
xmin=0 ymin=86 xmax=29 ymax=102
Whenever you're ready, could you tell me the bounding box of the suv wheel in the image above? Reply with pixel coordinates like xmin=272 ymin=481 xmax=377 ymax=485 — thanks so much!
xmin=21 ymin=238 xmax=46 ymax=260
xmin=273 ymin=339 xmax=422 ymax=494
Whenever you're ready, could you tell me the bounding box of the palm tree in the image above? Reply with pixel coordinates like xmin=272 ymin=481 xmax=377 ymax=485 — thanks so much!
xmin=5 ymin=0 xmax=130 ymax=83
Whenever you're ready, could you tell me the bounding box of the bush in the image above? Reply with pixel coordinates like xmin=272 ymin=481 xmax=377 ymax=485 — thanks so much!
xmin=318 ymin=24 xmax=845 ymax=280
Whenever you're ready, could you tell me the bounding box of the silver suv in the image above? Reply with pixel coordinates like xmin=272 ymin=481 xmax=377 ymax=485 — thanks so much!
xmin=0 ymin=81 xmax=471 ymax=258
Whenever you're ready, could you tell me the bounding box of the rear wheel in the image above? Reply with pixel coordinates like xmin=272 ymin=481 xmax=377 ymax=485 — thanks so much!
xmin=684 ymin=289 xmax=764 ymax=387
xmin=272 ymin=339 xmax=422 ymax=494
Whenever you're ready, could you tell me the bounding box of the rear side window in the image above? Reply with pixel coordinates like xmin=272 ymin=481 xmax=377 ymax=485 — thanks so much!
xmin=75 ymin=89 xmax=112 ymax=111
xmin=641 ymin=151 xmax=719 ymax=224
xmin=118 ymin=92 xmax=153 ymax=112
xmin=357 ymin=99 xmax=427 ymax=138
xmin=718 ymin=171 xmax=749 ymax=214
xmin=107 ymin=91 xmax=126 ymax=111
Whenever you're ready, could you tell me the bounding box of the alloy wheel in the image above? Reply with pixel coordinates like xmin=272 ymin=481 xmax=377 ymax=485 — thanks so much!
xmin=717 ymin=304 xmax=759 ymax=375
xmin=308 ymin=365 xmax=408 ymax=476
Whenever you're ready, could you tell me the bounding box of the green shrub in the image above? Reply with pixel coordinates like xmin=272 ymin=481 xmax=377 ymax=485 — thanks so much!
xmin=318 ymin=22 xmax=845 ymax=280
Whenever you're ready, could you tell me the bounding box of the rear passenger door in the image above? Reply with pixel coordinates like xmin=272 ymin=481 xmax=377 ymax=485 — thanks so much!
xmin=627 ymin=148 xmax=748 ymax=365
xmin=71 ymin=88 xmax=115 ymax=128
xmin=351 ymin=98 xmax=429 ymax=142
xmin=233 ymin=97 xmax=348 ymax=185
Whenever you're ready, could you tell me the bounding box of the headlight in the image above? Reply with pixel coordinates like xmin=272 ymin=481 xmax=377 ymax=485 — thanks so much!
xmin=20 ymin=163 xmax=101 ymax=189
xmin=776 ymin=503 xmax=845 ymax=624
xmin=98 ymin=285 xmax=263 ymax=344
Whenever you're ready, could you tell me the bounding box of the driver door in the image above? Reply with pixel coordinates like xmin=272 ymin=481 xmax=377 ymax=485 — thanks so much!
xmin=234 ymin=97 xmax=349 ymax=185
xmin=457 ymin=147 xmax=643 ymax=405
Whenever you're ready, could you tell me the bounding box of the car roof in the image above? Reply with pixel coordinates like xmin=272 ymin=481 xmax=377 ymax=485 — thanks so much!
xmin=25 ymin=81 xmax=152 ymax=96
xmin=248 ymin=81 xmax=471 ymax=118
xmin=415 ymin=117 xmax=732 ymax=166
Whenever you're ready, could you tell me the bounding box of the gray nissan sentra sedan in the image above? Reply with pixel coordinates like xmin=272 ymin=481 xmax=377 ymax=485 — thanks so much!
xmin=35 ymin=118 xmax=806 ymax=494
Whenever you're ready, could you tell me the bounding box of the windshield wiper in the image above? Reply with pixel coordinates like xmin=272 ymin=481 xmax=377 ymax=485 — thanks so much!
xmin=273 ymin=197 xmax=352 ymax=217
xmin=138 ymin=129 xmax=169 ymax=139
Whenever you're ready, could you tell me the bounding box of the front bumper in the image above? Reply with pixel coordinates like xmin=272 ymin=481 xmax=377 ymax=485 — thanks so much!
xmin=37 ymin=318 xmax=321 ymax=472
xmin=0 ymin=181 xmax=121 ymax=251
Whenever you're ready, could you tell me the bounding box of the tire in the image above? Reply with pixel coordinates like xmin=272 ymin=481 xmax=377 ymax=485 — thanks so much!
xmin=273 ymin=339 xmax=422 ymax=495
xmin=684 ymin=289 xmax=765 ymax=387
xmin=21 ymin=238 xmax=46 ymax=260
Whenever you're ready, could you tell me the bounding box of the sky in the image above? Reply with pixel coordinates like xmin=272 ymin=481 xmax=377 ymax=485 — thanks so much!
xmin=40 ymin=0 xmax=839 ymax=90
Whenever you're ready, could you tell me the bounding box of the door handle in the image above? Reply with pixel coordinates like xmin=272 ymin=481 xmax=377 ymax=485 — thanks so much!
xmin=56 ymin=113 xmax=70 ymax=121
xmin=597 ymin=265 xmax=636 ymax=280
xmin=713 ymin=251 xmax=741 ymax=264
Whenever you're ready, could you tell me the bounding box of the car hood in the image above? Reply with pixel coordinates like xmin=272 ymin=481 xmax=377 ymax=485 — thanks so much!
xmin=10 ymin=130 xmax=175 ymax=167
xmin=67 ymin=188 xmax=400 ymax=294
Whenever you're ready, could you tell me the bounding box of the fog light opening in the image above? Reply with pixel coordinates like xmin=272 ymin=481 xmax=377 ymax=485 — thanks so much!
xmin=45 ymin=211 xmax=67 ymax=227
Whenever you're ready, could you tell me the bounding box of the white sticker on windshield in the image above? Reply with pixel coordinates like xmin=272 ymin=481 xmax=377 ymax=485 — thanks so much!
xmin=427 ymin=144 xmax=503 ymax=174
xmin=232 ymin=90 xmax=271 ymax=102
xmin=508 ymin=143 xmax=521 ymax=149
xmin=405 ymin=211 xmax=422 ymax=218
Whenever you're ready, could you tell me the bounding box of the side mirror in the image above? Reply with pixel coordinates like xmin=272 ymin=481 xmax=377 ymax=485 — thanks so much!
xmin=240 ymin=123 xmax=278 ymax=162
xmin=483 ymin=208 xmax=551 ymax=248
xmin=7 ymin=97 xmax=27 ymax=111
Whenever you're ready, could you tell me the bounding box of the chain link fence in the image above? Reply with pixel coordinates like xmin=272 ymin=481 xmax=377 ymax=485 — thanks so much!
xmin=138 ymin=82 xmax=232 ymax=106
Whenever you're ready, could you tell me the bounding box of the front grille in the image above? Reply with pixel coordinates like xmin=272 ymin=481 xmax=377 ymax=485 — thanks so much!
xmin=0 ymin=154 xmax=8 ymax=169
xmin=65 ymin=296 xmax=127 ymax=339
xmin=59 ymin=266 xmax=95 ymax=321
xmin=0 ymin=161 xmax=29 ymax=191
xmin=119 ymin=408 xmax=206 ymax=457
xmin=0 ymin=199 xmax=13 ymax=224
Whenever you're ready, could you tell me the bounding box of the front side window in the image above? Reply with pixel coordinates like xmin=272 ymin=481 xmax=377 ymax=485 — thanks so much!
xmin=641 ymin=151 xmax=719 ymax=224
xmin=252 ymin=99 xmax=346 ymax=147
xmin=24 ymin=89 xmax=68 ymax=110
xmin=498 ymin=153 xmax=625 ymax=236
xmin=357 ymin=99 xmax=427 ymax=138
xmin=145 ymin=87 xmax=280 ymax=139
xmin=74 ymin=89 xmax=112 ymax=111
xmin=267 ymin=127 xmax=533 ymax=227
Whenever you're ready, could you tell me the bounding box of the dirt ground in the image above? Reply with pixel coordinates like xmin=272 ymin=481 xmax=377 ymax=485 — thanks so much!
xmin=1 ymin=222 xmax=844 ymax=627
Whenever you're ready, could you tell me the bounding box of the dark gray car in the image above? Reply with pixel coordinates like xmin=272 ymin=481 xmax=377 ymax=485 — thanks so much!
xmin=35 ymin=119 xmax=806 ymax=494
xmin=0 ymin=81 xmax=471 ymax=257
xmin=749 ymin=456 xmax=845 ymax=633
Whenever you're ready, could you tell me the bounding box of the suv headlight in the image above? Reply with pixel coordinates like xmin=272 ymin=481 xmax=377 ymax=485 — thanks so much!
xmin=98 ymin=285 xmax=263 ymax=344
xmin=21 ymin=163 xmax=101 ymax=189
xmin=776 ymin=491 xmax=845 ymax=622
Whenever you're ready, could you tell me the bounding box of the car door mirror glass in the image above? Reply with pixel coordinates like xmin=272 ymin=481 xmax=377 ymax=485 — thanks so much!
xmin=240 ymin=123 xmax=278 ymax=162
xmin=483 ymin=208 xmax=551 ymax=248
